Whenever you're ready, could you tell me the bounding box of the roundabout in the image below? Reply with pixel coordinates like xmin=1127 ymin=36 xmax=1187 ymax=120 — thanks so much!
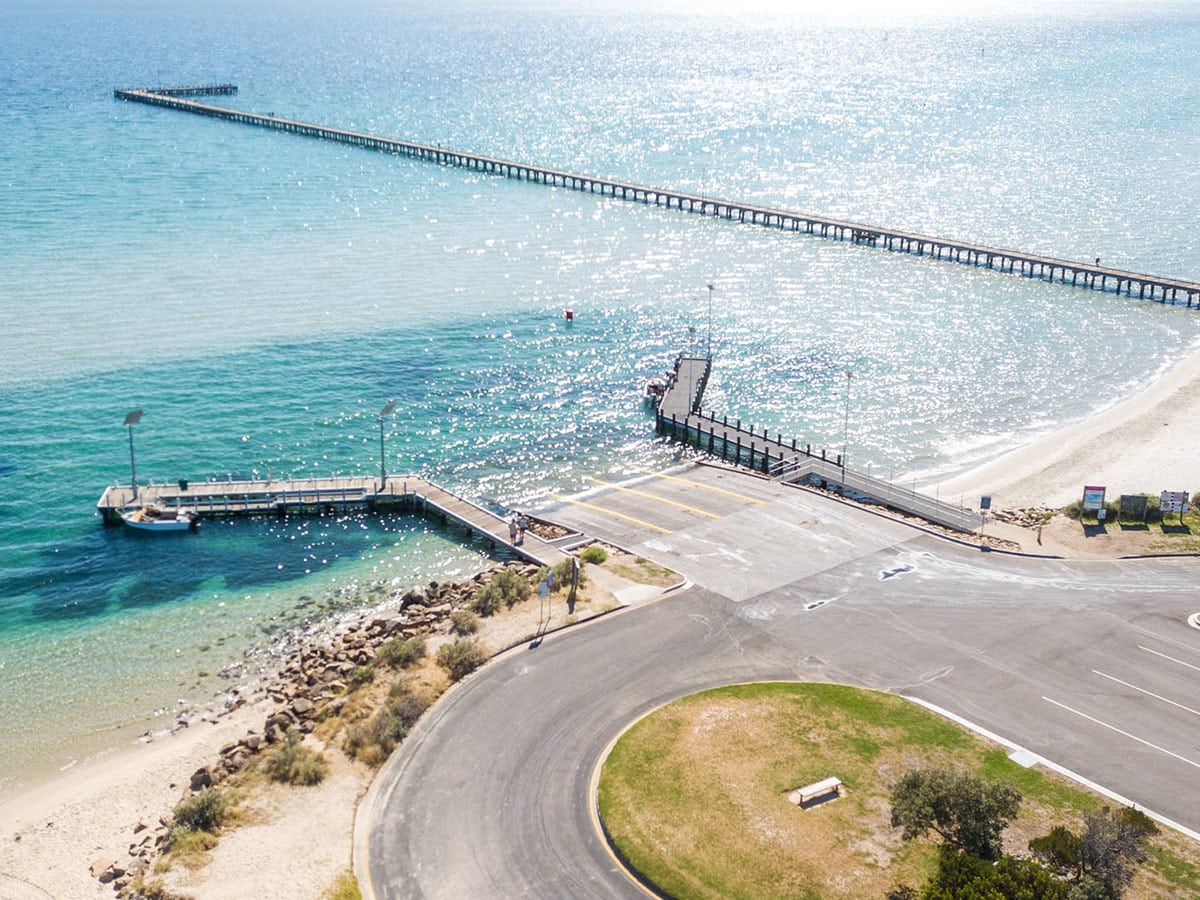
xmin=358 ymin=465 xmax=1200 ymax=898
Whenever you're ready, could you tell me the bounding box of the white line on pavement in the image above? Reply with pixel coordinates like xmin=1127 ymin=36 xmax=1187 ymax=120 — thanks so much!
xmin=1091 ymin=670 xmax=1200 ymax=719
xmin=1043 ymin=696 xmax=1200 ymax=770
xmin=905 ymin=695 xmax=1200 ymax=842
xmin=1139 ymin=644 xmax=1200 ymax=672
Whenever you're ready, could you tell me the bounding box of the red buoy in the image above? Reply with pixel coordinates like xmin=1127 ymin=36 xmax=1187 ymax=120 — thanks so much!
xmin=564 ymin=309 xmax=574 ymax=322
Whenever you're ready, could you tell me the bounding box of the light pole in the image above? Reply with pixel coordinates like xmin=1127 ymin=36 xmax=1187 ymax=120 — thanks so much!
xmin=686 ymin=326 xmax=697 ymax=414
xmin=706 ymin=282 xmax=714 ymax=360
xmin=124 ymin=409 xmax=143 ymax=502
xmin=378 ymin=400 xmax=396 ymax=488
xmin=841 ymin=371 xmax=852 ymax=481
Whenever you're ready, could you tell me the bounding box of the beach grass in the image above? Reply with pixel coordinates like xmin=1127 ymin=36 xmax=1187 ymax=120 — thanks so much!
xmin=596 ymin=683 xmax=1200 ymax=900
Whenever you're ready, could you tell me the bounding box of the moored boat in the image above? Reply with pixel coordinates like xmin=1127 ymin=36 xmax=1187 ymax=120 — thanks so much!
xmin=643 ymin=376 xmax=667 ymax=405
xmin=121 ymin=504 xmax=200 ymax=532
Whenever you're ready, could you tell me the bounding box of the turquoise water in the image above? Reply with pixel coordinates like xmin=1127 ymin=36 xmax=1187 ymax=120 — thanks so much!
xmin=2 ymin=0 xmax=1200 ymax=792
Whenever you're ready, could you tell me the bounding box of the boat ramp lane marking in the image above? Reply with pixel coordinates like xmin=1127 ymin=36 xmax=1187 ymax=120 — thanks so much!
xmin=585 ymin=476 xmax=721 ymax=519
xmin=547 ymin=493 xmax=674 ymax=535
xmin=635 ymin=468 xmax=769 ymax=505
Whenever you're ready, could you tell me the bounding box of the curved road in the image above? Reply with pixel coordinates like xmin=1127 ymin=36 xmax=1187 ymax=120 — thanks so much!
xmin=361 ymin=465 xmax=1200 ymax=898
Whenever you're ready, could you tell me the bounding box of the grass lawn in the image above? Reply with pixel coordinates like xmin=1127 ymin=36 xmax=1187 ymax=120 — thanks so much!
xmin=596 ymin=683 xmax=1200 ymax=900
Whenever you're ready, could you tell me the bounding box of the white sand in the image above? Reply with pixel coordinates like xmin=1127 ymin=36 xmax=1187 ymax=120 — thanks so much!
xmin=936 ymin=348 xmax=1200 ymax=510
xmin=0 ymin=698 xmax=274 ymax=900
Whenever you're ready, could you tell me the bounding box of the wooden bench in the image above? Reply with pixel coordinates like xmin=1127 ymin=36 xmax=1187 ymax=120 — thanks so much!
xmin=790 ymin=776 xmax=842 ymax=807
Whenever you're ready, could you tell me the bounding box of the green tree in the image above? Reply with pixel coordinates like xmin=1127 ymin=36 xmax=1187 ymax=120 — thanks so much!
xmin=1031 ymin=806 xmax=1158 ymax=899
xmin=922 ymin=846 xmax=1068 ymax=900
xmin=890 ymin=767 xmax=1022 ymax=861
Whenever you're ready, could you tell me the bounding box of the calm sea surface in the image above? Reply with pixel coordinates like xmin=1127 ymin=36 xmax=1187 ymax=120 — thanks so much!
xmin=2 ymin=0 xmax=1198 ymax=793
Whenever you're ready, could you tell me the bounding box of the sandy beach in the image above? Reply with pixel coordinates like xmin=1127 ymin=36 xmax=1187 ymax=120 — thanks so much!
xmin=4 ymin=351 xmax=1200 ymax=899
xmin=936 ymin=346 xmax=1200 ymax=511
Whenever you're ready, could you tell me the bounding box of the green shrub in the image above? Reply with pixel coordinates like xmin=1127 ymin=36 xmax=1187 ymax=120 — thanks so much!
xmin=322 ymin=869 xmax=363 ymax=900
xmin=450 ymin=607 xmax=479 ymax=635
xmin=436 ymin=638 xmax=488 ymax=681
xmin=473 ymin=568 xmax=531 ymax=615
xmin=264 ymin=727 xmax=329 ymax=786
xmin=552 ymin=558 xmax=585 ymax=590
xmin=172 ymin=787 xmax=228 ymax=834
xmin=165 ymin=786 xmax=231 ymax=851
xmin=349 ymin=664 xmax=375 ymax=688
xmin=580 ymin=544 xmax=608 ymax=564
xmin=343 ymin=680 xmax=431 ymax=766
xmin=376 ymin=635 xmax=426 ymax=669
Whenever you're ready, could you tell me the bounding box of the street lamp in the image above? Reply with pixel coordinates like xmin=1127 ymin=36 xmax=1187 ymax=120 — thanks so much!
xmin=124 ymin=409 xmax=143 ymax=501
xmin=686 ymin=327 xmax=697 ymax=414
xmin=378 ymin=399 xmax=396 ymax=488
xmin=841 ymin=371 xmax=852 ymax=480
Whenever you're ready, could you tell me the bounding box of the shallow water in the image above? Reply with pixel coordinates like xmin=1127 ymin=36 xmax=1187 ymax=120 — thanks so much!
xmin=1 ymin=0 xmax=1199 ymax=791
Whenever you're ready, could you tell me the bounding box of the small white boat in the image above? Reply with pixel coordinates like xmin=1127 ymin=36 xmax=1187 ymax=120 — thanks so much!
xmin=643 ymin=377 xmax=667 ymax=405
xmin=121 ymin=504 xmax=200 ymax=532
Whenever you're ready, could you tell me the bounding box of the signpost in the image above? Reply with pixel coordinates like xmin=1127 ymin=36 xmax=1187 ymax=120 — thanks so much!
xmin=1119 ymin=494 xmax=1149 ymax=522
xmin=1081 ymin=485 xmax=1106 ymax=512
xmin=1160 ymin=490 xmax=1189 ymax=524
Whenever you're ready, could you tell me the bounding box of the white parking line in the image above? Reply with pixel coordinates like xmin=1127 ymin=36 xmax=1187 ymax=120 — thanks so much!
xmin=1140 ymin=645 xmax=1200 ymax=672
xmin=1043 ymin=696 xmax=1200 ymax=770
xmin=1092 ymin=670 xmax=1200 ymax=719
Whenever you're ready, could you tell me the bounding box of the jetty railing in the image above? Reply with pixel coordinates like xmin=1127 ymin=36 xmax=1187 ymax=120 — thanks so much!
xmin=113 ymin=84 xmax=1200 ymax=307
xmin=96 ymin=474 xmax=569 ymax=567
xmin=654 ymin=356 xmax=982 ymax=533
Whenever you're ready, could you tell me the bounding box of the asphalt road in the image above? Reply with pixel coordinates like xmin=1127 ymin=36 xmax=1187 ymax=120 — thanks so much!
xmin=361 ymin=464 xmax=1200 ymax=899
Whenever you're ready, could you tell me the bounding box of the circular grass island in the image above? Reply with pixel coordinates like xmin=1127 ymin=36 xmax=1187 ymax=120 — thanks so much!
xmin=594 ymin=682 xmax=1198 ymax=900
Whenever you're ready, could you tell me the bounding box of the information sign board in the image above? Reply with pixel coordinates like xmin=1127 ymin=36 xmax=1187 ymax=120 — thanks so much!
xmin=1081 ymin=485 xmax=1106 ymax=512
xmin=1160 ymin=491 xmax=1189 ymax=514
xmin=1119 ymin=494 xmax=1148 ymax=520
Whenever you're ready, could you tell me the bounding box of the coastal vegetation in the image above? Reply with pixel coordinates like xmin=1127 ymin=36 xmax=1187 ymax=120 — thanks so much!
xmin=436 ymin=637 xmax=488 ymax=681
xmin=473 ymin=567 xmax=531 ymax=616
xmin=376 ymin=634 xmax=427 ymax=669
xmin=343 ymin=679 xmax=433 ymax=767
xmin=451 ymin=607 xmax=480 ymax=634
xmin=597 ymin=683 xmax=1200 ymax=900
xmin=321 ymin=868 xmax=363 ymax=900
xmin=264 ymin=727 xmax=329 ymax=786
xmin=158 ymin=786 xmax=242 ymax=872
xmin=580 ymin=544 xmax=608 ymax=564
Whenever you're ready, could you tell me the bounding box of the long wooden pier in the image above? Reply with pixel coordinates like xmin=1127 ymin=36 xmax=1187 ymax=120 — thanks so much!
xmin=114 ymin=84 xmax=1200 ymax=307
xmin=655 ymin=357 xmax=981 ymax=533
xmin=97 ymin=475 xmax=570 ymax=568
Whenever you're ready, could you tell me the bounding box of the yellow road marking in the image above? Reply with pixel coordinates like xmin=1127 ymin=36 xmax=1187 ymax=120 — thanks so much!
xmin=549 ymin=494 xmax=674 ymax=535
xmin=636 ymin=468 xmax=768 ymax=505
xmin=586 ymin=477 xmax=720 ymax=519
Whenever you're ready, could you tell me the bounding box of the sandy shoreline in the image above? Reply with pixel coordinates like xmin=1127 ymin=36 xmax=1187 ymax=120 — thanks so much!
xmin=935 ymin=346 xmax=1200 ymax=510
xmin=5 ymin=352 xmax=1200 ymax=897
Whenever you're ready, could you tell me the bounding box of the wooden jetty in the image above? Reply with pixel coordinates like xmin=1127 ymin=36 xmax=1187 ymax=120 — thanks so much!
xmin=114 ymin=84 xmax=1200 ymax=307
xmin=97 ymin=475 xmax=570 ymax=568
xmin=655 ymin=357 xmax=981 ymax=533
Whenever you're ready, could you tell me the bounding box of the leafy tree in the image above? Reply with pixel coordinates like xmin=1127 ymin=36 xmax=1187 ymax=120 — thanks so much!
xmin=1032 ymin=806 xmax=1158 ymax=899
xmin=921 ymin=846 xmax=1068 ymax=900
xmin=1029 ymin=825 xmax=1083 ymax=879
xmin=890 ymin=767 xmax=1021 ymax=861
